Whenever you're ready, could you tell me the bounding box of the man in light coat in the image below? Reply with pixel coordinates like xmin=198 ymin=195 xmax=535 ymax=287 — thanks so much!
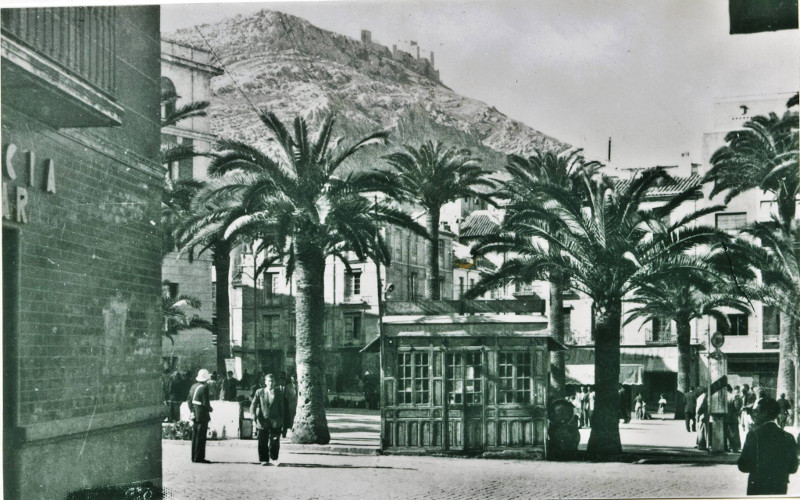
xmin=251 ymin=374 xmax=285 ymax=466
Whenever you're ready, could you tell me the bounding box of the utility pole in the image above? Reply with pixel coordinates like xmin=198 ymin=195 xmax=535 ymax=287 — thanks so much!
xmin=374 ymin=195 xmax=386 ymax=452
xmin=253 ymin=240 xmax=259 ymax=372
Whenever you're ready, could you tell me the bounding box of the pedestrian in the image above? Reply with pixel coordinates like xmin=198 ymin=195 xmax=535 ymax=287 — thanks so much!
xmin=658 ymin=394 xmax=667 ymax=415
xmin=251 ymin=370 xmax=265 ymax=399
xmin=684 ymin=387 xmax=696 ymax=433
xmin=251 ymin=374 xmax=285 ymax=466
xmin=777 ymin=393 xmax=792 ymax=428
xmin=575 ymin=388 xmax=586 ymax=427
xmin=634 ymin=393 xmax=644 ymax=420
xmin=187 ymin=368 xmax=213 ymax=463
xmin=724 ymin=384 xmax=741 ymax=452
xmin=167 ymin=370 xmax=185 ymax=422
xmin=741 ymin=384 xmax=757 ymax=432
xmin=738 ymin=397 xmax=798 ymax=495
xmin=618 ymin=384 xmax=630 ymax=423
xmin=363 ymin=371 xmax=380 ymax=409
xmin=207 ymin=371 xmax=220 ymax=401
xmin=581 ymin=386 xmax=590 ymax=427
xmin=283 ymin=374 xmax=297 ymax=438
xmin=220 ymin=370 xmax=239 ymax=402
xmin=696 ymin=390 xmax=708 ymax=450
xmin=586 ymin=387 xmax=595 ymax=428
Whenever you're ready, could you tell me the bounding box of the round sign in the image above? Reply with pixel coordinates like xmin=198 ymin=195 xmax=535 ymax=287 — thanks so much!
xmin=711 ymin=332 xmax=725 ymax=349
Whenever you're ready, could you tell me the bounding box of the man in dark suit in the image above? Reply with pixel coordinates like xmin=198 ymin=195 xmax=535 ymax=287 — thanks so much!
xmin=187 ymin=368 xmax=213 ymax=464
xmin=251 ymin=373 xmax=285 ymax=466
xmin=738 ymin=397 xmax=798 ymax=495
xmin=684 ymin=387 xmax=696 ymax=432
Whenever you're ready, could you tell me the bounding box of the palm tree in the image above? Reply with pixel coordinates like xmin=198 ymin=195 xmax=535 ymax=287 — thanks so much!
xmin=173 ymin=190 xmax=248 ymax=376
xmin=203 ymin=110 xmax=422 ymax=444
xmin=500 ymin=148 xmax=600 ymax=399
xmin=706 ymin=104 xmax=799 ymax=401
xmin=162 ymin=289 xmax=214 ymax=345
xmin=383 ymin=141 xmax=496 ymax=299
xmin=470 ymin=168 xmax=721 ymax=456
xmin=624 ymin=255 xmax=753 ymax=418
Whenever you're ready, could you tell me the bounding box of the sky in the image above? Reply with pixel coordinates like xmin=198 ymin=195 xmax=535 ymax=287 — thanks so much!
xmin=15 ymin=0 xmax=796 ymax=169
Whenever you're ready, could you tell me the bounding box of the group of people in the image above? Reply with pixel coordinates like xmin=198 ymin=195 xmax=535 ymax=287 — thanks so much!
xmin=567 ymin=386 xmax=595 ymax=428
xmin=186 ymin=368 xmax=299 ymax=466
xmin=164 ymin=369 xmax=240 ymax=422
xmin=683 ymin=384 xmax=795 ymax=455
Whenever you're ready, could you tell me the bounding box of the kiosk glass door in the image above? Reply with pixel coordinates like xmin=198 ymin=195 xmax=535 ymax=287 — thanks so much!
xmin=446 ymin=351 xmax=483 ymax=450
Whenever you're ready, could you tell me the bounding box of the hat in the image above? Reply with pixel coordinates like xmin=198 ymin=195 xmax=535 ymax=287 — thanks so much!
xmin=196 ymin=369 xmax=211 ymax=382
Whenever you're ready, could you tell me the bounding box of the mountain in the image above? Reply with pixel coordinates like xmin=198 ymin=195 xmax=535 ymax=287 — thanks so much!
xmin=166 ymin=9 xmax=568 ymax=172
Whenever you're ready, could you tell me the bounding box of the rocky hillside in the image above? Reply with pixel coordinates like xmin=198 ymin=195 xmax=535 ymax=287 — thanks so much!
xmin=166 ymin=10 xmax=568 ymax=172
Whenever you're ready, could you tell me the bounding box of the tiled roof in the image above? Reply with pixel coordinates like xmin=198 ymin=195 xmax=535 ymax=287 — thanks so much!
xmin=613 ymin=175 xmax=703 ymax=199
xmin=460 ymin=211 xmax=501 ymax=238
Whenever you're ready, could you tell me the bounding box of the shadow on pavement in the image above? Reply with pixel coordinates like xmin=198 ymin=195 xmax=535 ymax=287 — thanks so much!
xmin=276 ymin=463 xmax=415 ymax=470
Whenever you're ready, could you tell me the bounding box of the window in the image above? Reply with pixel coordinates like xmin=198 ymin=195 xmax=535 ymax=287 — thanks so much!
xmin=715 ymin=212 xmax=747 ymax=231
xmin=438 ymin=239 xmax=446 ymax=266
xmin=394 ymin=230 xmax=403 ymax=261
xmin=409 ymin=273 xmax=418 ymax=301
xmin=498 ymin=352 xmax=532 ymax=404
xmin=345 ymin=314 xmax=362 ymax=340
xmin=288 ymin=316 xmax=296 ymax=343
xmin=411 ymin=236 xmax=418 ymax=264
xmin=262 ymin=273 xmax=278 ymax=301
xmin=162 ymin=280 xmax=179 ymax=300
xmin=459 ymin=277 xmax=465 ymax=298
xmin=345 ymin=271 xmax=361 ymax=298
xmin=725 ymin=314 xmax=749 ymax=336
xmin=652 ymin=316 xmax=672 ymax=341
xmin=439 ymin=274 xmax=446 ymax=298
xmin=447 ymin=352 xmax=482 ymax=404
xmin=398 ymin=352 xmax=430 ymax=404
xmin=263 ymin=315 xmax=278 ymax=341
xmin=762 ymin=306 xmax=780 ymax=340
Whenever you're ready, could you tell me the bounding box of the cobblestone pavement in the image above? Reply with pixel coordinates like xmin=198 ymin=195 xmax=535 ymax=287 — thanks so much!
xmin=163 ymin=410 xmax=800 ymax=499
xmin=163 ymin=440 xmax=800 ymax=499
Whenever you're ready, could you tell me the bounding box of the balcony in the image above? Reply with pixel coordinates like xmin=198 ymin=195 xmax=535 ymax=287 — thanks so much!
xmin=644 ymin=328 xmax=676 ymax=345
xmin=1 ymin=7 xmax=122 ymax=127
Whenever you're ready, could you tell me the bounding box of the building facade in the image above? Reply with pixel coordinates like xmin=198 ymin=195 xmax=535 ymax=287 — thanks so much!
xmin=160 ymin=39 xmax=223 ymax=374
xmin=2 ymin=7 xmax=163 ymax=498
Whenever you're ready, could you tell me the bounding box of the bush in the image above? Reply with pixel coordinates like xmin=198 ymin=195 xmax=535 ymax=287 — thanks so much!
xmin=162 ymin=420 xmax=193 ymax=440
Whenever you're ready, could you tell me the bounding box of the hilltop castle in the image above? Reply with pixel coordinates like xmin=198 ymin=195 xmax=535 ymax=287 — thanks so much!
xmin=360 ymin=29 xmax=440 ymax=82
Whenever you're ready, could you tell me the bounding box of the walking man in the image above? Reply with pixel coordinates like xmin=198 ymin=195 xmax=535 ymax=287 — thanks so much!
xmin=738 ymin=397 xmax=798 ymax=495
xmin=251 ymin=374 xmax=285 ymax=466
xmin=187 ymin=368 xmax=213 ymax=463
xmin=724 ymin=384 xmax=741 ymax=452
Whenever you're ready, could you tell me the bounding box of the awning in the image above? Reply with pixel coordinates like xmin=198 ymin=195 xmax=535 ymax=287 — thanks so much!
xmin=565 ymin=364 xmax=644 ymax=385
xmin=566 ymin=346 xmax=694 ymax=372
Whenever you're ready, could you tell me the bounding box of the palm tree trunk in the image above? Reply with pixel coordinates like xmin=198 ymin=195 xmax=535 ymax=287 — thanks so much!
xmin=777 ymin=310 xmax=795 ymax=401
xmin=675 ymin=319 xmax=692 ymax=421
xmin=291 ymin=242 xmax=331 ymax=444
xmin=426 ymin=211 xmax=441 ymax=300
xmin=213 ymin=250 xmax=231 ymax=376
xmin=586 ymin=299 xmax=622 ymax=457
xmin=548 ymin=271 xmax=566 ymax=400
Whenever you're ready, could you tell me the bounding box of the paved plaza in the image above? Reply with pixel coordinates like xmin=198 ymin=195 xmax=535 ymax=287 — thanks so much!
xmin=162 ymin=410 xmax=800 ymax=499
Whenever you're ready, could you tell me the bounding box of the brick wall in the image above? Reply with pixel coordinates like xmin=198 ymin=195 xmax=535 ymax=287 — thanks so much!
xmin=2 ymin=6 xmax=163 ymax=499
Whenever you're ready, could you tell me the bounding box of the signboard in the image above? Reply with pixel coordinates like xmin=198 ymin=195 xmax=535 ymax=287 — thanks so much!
xmin=224 ymin=358 xmax=236 ymax=374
